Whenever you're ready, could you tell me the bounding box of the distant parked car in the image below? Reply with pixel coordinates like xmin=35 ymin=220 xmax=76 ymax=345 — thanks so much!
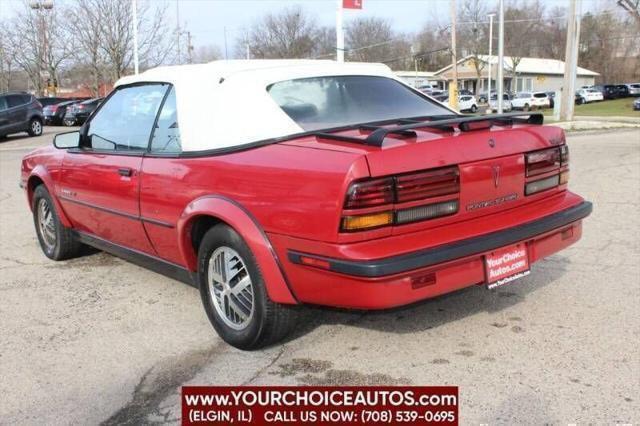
xmin=511 ymin=92 xmax=550 ymax=111
xmin=488 ymin=93 xmax=512 ymax=112
xmin=616 ymin=85 xmax=630 ymax=98
xmin=37 ymin=97 xmax=68 ymax=108
xmin=634 ymin=98 xmax=640 ymax=111
xmin=43 ymin=100 xmax=81 ymax=126
xmin=593 ymin=84 xmax=619 ymax=100
xmin=63 ymin=98 xmax=103 ymax=126
xmin=457 ymin=95 xmax=478 ymax=113
xmin=431 ymin=90 xmax=449 ymax=102
xmin=417 ymin=84 xmax=436 ymax=92
xmin=576 ymin=89 xmax=603 ymax=104
xmin=627 ymin=83 xmax=640 ymax=96
xmin=545 ymin=92 xmax=556 ymax=108
xmin=0 ymin=91 xmax=44 ymax=138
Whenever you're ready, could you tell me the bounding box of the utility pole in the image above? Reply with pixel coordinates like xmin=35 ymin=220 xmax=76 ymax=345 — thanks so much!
xmin=336 ymin=0 xmax=344 ymax=62
xmin=186 ymin=31 xmax=193 ymax=64
xmin=487 ymin=13 xmax=495 ymax=103
xmin=176 ymin=0 xmax=181 ymax=64
xmin=223 ymin=26 xmax=228 ymax=60
xmin=132 ymin=0 xmax=139 ymax=74
xmin=449 ymin=0 xmax=458 ymax=110
xmin=496 ymin=0 xmax=504 ymax=113
xmin=560 ymin=0 xmax=581 ymax=121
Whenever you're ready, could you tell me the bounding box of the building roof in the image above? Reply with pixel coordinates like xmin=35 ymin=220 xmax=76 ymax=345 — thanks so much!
xmin=435 ymin=55 xmax=600 ymax=77
xmin=115 ymin=60 xmax=400 ymax=151
xmin=395 ymin=70 xmax=437 ymax=78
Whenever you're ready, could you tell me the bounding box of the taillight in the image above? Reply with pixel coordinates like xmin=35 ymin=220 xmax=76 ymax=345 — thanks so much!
xmin=526 ymin=147 xmax=560 ymax=177
xmin=341 ymin=166 xmax=460 ymax=232
xmin=396 ymin=168 xmax=459 ymax=203
xmin=525 ymin=145 xmax=569 ymax=195
xmin=344 ymin=177 xmax=393 ymax=209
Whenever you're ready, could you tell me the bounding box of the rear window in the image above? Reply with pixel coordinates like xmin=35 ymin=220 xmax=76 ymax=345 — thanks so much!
xmin=267 ymin=76 xmax=451 ymax=131
xmin=533 ymin=93 xmax=547 ymax=98
xmin=631 ymin=84 xmax=640 ymax=88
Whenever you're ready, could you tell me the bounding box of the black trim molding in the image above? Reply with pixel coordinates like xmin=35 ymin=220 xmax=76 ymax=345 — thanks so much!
xmin=288 ymin=201 xmax=592 ymax=278
xmin=74 ymin=231 xmax=196 ymax=286
xmin=59 ymin=195 xmax=175 ymax=228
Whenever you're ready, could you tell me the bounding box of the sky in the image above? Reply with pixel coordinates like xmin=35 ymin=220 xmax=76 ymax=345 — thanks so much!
xmin=0 ymin=0 xmax=611 ymax=54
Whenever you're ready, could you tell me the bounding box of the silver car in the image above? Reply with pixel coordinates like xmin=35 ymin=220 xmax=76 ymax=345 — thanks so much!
xmin=488 ymin=93 xmax=513 ymax=112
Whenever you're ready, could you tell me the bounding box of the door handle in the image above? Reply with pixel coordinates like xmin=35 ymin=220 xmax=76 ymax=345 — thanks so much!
xmin=118 ymin=168 xmax=133 ymax=177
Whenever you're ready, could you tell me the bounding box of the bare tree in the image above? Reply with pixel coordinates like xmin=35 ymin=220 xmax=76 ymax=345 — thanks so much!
xmin=242 ymin=6 xmax=322 ymax=59
xmin=413 ymin=24 xmax=451 ymax=72
xmin=346 ymin=17 xmax=412 ymax=69
xmin=0 ymin=24 xmax=13 ymax=91
xmin=67 ymin=0 xmax=106 ymax=96
xmin=503 ymin=0 xmax=546 ymax=80
xmin=458 ymin=0 xmax=489 ymax=92
xmin=7 ymin=1 xmax=74 ymax=95
xmin=193 ymin=45 xmax=222 ymax=63
xmin=94 ymin=0 xmax=176 ymax=81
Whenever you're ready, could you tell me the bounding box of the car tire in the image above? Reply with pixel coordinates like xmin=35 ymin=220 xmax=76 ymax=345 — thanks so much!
xmin=198 ymin=224 xmax=299 ymax=350
xmin=63 ymin=118 xmax=75 ymax=127
xmin=27 ymin=118 xmax=43 ymax=137
xmin=32 ymin=185 xmax=82 ymax=260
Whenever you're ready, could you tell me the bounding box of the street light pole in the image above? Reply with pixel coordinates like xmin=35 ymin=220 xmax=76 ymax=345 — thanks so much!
xmin=497 ymin=0 xmax=505 ymax=113
xmin=132 ymin=0 xmax=139 ymax=74
xmin=487 ymin=13 xmax=495 ymax=103
xmin=29 ymin=0 xmax=54 ymax=96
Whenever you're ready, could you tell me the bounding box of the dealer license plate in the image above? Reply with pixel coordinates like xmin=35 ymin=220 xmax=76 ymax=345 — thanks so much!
xmin=485 ymin=243 xmax=530 ymax=289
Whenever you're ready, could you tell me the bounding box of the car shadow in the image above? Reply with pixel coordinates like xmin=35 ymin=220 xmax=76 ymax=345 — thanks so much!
xmin=285 ymin=256 xmax=569 ymax=341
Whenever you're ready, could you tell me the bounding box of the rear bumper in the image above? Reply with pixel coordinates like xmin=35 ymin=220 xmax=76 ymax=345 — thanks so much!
xmin=270 ymin=194 xmax=591 ymax=309
xmin=289 ymin=201 xmax=591 ymax=278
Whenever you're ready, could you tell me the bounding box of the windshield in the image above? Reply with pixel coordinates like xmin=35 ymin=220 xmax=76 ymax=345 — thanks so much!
xmin=517 ymin=93 xmax=531 ymax=98
xmin=587 ymin=89 xmax=598 ymax=93
xmin=267 ymin=76 xmax=451 ymax=131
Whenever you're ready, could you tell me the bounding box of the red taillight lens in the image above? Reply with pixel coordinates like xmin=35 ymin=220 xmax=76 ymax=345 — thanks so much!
xmin=396 ymin=167 xmax=459 ymax=203
xmin=526 ymin=147 xmax=561 ymax=177
xmin=344 ymin=177 xmax=394 ymax=209
xmin=525 ymin=145 xmax=569 ymax=195
xmin=341 ymin=166 xmax=460 ymax=231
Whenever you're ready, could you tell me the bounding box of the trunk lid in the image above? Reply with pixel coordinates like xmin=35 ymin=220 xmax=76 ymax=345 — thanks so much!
xmin=283 ymin=123 xmax=566 ymax=232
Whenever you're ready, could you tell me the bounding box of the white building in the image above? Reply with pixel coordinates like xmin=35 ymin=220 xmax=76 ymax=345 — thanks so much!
xmin=394 ymin=70 xmax=446 ymax=89
xmin=434 ymin=55 xmax=599 ymax=94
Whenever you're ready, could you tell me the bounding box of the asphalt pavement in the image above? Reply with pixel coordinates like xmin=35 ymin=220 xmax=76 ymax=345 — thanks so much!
xmin=0 ymin=126 xmax=638 ymax=424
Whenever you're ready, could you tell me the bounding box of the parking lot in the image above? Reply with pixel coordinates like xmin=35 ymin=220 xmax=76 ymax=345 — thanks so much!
xmin=1 ymin=126 xmax=638 ymax=424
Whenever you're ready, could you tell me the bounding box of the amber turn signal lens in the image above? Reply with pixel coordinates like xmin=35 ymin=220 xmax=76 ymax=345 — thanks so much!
xmin=560 ymin=170 xmax=570 ymax=185
xmin=341 ymin=211 xmax=393 ymax=231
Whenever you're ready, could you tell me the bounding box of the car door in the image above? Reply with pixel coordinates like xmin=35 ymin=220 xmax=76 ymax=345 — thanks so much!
xmin=58 ymin=83 xmax=169 ymax=254
xmin=0 ymin=96 xmax=9 ymax=134
xmin=5 ymin=95 xmax=29 ymax=133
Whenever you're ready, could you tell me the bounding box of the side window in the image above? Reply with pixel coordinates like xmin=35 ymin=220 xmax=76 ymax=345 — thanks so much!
xmin=0 ymin=96 xmax=7 ymax=111
xmin=150 ymin=87 xmax=181 ymax=153
xmin=7 ymin=95 xmax=26 ymax=108
xmin=87 ymin=84 xmax=167 ymax=151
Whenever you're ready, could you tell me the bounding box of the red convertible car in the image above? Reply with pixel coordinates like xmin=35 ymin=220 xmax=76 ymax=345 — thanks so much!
xmin=21 ymin=60 xmax=591 ymax=349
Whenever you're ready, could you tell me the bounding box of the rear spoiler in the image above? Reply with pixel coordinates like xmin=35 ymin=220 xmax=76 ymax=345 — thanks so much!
xmin=365 ymin=112 xmax=544 ymax=147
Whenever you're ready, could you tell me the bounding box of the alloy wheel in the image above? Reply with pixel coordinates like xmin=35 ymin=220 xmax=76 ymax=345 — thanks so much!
xmin=208 ymin=246 xmax=255 ymax=330
xmin=32 ymin=120 xmax=42 ymax=135
xmin=37 ymin=198 xmax=56 ymax=251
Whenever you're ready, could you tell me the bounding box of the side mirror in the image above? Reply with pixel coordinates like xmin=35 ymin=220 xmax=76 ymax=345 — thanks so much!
xmin=53 ymin=131 xmax=80 ymax=149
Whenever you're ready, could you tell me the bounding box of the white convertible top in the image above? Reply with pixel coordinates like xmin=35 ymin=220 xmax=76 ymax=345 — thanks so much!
xmin=115 ymin=60 xmax=402 ymax=152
